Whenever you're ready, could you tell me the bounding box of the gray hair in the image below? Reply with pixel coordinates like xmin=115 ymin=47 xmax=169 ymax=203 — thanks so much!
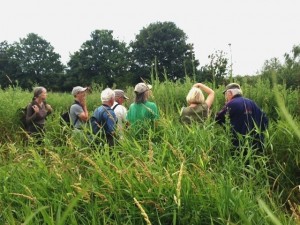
xmin=228 ymin=88 xmax=243 ymax=96
xmin=101 ymin=88 xmax=115 ymax=102
xmin=33 ymin=86 xmax=46 ymax=98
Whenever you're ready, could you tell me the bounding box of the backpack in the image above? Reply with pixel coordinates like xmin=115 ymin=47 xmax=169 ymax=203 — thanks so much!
xmin=17 ymin=101 xmax=39 ymax=130
xmin=17 ymin=105 xmax=28 ymax=129
xmin=89 ymin=106 xmax=105 ymax=135
xmin=60 ymin=102 xmax=81 ymax=127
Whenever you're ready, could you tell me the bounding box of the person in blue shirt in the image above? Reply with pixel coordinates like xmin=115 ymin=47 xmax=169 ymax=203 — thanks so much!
xmin=90 ymin=88 xmax=117 ymax=147
xmin=215 ymin=83 xmax=268 ymax=151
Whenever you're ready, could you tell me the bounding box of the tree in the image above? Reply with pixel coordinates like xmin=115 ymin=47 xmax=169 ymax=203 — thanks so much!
xmin=281 ymin=45 xmax=300 ymax=88
xmin=130 ymin=21 xmax=199 ymax=82
xmin=260 ymin=45 xmax=300 ymax=88
xmin=0 ymin=41 xmax=13 ymax=88
xmin=198 ymin=50 xmax=229 ymax=86
xmin=8 ymin=33 xmax=65 ymax=90
xmin=66 ymin=30 xmax=130 ymax=89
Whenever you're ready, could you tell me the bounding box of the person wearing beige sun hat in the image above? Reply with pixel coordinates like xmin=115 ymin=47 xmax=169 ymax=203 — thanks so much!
xmin=126 ymin=82 xmax=159 ymax=129
xmin=112 ymin=89 xmax=129 ymax=131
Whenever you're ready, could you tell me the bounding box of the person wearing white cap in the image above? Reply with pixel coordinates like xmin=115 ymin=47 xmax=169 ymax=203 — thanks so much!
xmin=112 ymin=89 xmax=129 ymax=131
xmin=126 ymin=82 xmax=159 ymax=127
xmin=70 ymin=86 xmax=89 ymax=130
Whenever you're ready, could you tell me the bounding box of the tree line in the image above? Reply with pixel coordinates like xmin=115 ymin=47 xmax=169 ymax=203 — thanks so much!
xmin=0 ymin=21 xmax=299 ymax=92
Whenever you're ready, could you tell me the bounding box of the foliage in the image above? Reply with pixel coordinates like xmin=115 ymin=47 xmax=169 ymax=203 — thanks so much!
xmin=261 ymin=45 xmax=300 ymax=89
xmin=130 ymin=21 xmax=199 ymax=82
xmin=0 ymin=80 xmax=300 ymax=224
xmin=197 ymin=50 xmax=229 ymax=87
xmin=66 ymin=30 xmax=130 ymax=89
xmin=5 ymin=33 xmax=65 ymax=91
xmin=0 ymin=41 xmax=13 ymax=88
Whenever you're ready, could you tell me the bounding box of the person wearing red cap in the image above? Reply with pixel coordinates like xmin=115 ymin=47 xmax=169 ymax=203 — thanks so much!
xmin=216 ymin=83 xmax=268 ymax=151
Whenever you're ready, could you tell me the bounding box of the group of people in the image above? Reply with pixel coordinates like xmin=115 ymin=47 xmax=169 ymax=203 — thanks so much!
xmin=25 ymin=81 xmax=268 ymax=152
xmin=25 ymin=82 xmax=159 ymax=147
xmin=180 ymin=82 xmax=268 ymax=152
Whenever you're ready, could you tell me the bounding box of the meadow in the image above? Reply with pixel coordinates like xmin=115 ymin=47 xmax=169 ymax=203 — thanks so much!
xmin=0 ymin=77 xmax=299 ymax=224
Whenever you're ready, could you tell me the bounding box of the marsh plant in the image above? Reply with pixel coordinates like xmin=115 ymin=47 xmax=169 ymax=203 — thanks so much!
xmin=0 ymin=77 xmax=299 ymax=224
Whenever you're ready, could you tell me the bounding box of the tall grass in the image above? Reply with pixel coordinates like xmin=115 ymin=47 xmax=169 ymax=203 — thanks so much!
xmin=0 ymin=78 xmax=299 ymax=224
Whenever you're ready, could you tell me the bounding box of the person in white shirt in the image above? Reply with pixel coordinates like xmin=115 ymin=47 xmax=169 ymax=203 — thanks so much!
xmin=112 ymin=89 xmax=128 ymax=133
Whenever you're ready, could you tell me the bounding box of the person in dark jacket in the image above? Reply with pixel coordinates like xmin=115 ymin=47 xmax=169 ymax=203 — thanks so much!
xmin=26 ymin=86 xmax=53 ymax=144
xmin=215 ymin=83 xmax=268 ymax=151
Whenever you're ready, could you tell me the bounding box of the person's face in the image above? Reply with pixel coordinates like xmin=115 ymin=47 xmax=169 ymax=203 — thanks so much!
xmin=39 ymin=90 xmax=47 ymax=100
xmin=116 ymin=96 xmax=125 ymax=104
xmin=224 ymin=90 xmax=233 ymax=103
xmin=145 ymin=90 xmax=152 ymax=99
xmin=77 ymin=91 xmax=86 ymax=100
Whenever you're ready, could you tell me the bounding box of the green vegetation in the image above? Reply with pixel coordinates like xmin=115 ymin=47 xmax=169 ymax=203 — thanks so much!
xmin=0 ymin=77 xmax=299 ymax=224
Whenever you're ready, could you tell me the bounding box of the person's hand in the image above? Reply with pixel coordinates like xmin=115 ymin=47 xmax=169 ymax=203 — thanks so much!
xmin=32 ymin=105 xmax=39 ymax=113
xmin=80 ymin=97 xmax=87 ymax=107
xmin=193 ymin=83 xmax=202 ymax=88
xmin=45 ymin=104 xmax=53 ymax=112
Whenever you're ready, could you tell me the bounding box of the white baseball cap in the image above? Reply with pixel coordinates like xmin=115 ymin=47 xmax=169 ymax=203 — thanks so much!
xmin=72 ymin=86 xmax=87 ymax=96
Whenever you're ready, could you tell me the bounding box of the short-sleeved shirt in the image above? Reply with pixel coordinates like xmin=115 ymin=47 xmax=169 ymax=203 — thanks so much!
xmin=180 ymin=103 xmax=209 ymax=124
xmin=70 ymin=102 xmax=85 ymax=129
xmin=126 ymin=101 xmax=159 ymax=125
xmin=112 ymin=102 xmax=127 ymax=128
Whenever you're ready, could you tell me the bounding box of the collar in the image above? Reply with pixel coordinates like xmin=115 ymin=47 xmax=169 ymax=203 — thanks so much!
xmin=232 ymin=94 xmax=242 ymax=99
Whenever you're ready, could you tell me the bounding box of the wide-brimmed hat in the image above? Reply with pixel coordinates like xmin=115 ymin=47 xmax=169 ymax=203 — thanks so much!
xmin=72 ymin=86 xmax=87 ymax=96
xmin=223 ymin=83 xmax=240 ymax=94
xmin=114 ymin=89 xmax=129 ymax=99
xmin=134 ymin=83 xmax=152 ymax=94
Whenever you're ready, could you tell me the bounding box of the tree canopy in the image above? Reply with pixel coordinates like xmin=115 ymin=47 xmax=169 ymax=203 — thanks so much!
xmin=66 ymin=30 xmax=130 ymax=89
xmin=130 ymin=21 xmax=199 ymax=82
xmin=8 ymin=33 xmax=64 ymax=90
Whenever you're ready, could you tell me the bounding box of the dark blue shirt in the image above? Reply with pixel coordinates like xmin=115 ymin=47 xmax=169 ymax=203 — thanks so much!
xmin=92 ymin=104 xmax=117 ymax=136
xmin=216 ymin=95 xmax=268 ymax=147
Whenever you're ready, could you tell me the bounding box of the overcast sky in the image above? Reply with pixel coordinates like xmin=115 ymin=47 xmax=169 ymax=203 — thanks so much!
xmin=1 ymin=0 xmax=300 ymax=75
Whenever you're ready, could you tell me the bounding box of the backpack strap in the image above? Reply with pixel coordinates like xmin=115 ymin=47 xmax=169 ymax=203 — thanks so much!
xmin=112 ymin=103 xmax=119 ymax=111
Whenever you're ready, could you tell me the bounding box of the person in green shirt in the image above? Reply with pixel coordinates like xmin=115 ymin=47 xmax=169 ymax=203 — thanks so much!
xmin=126 ymin=82 xmax=159 ymax=128
xmin=180 ymin=83 xmax=215 ymax=124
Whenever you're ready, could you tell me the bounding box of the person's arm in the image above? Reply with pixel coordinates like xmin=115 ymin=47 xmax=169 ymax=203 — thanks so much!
xmin=215 ymin=105 xmax=227 ymax=125
xmin=193 ymin=83 xmax=215 ymax=108
xmin=26 ymin=103 xmax=38 ymax=123
xmin=78 ymin=99 xmax=89 ymax=122
xmin=45 ymin=103 xmax=53 ymax=115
